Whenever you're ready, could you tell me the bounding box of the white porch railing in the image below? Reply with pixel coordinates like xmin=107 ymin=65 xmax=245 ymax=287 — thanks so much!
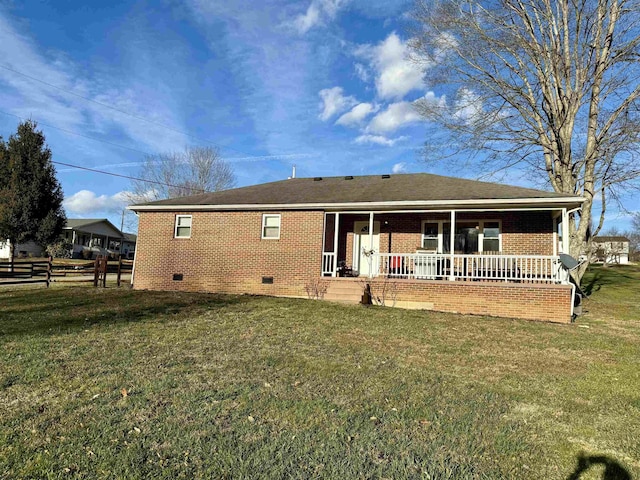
xmin=372 ymin=253 xmax=564 ymax=284
xmin=322 ymin=252 xmax=336 ymax=276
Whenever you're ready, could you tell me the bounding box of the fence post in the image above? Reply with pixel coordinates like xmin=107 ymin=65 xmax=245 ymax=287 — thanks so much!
xmin=93 ymin=257 xmax=99 ymax=287
xmin=117 ymin=255 xmax=122 ymax=287
xmin=46 ymin=256 xmax=52 ymax=288
xmin=102 ymin=257 xmax=107 ymax=288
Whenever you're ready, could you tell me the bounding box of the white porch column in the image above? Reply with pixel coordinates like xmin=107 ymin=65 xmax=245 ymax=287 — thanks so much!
xmin=368 ymin=211 xmax=374 ymax=278
xmin=333 ymin=212 xmax=340 ymax=277
xmin=449 ymin=210 xmax=456 ymax=281
xmin=552 ymin=215 xmax=557 ymax=257
xmin=562 ymin=208 xmax=569 ymax=254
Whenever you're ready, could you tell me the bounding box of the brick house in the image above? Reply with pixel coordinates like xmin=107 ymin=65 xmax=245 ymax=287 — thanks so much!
xmin=129 ymin=173 xmax=584 ymax=323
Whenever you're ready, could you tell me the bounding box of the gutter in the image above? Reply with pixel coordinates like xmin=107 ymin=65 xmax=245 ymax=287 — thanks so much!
xmin=129 ymin=196 xmax=585 ymax=213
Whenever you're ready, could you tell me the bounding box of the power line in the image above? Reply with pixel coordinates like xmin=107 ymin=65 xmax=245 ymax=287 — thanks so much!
xmin=52 ymin=160 xmax=206 ymax=193
xmin=0 ymin=109 xmax=311 ymax=165
xmin=0 ymin=63 xmax=268 ymax=158
xmin=0 ymin=109 xmax=155 ymax=157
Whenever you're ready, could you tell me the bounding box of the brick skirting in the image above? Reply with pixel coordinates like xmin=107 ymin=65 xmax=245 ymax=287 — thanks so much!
xmin=330 ymin=277 xmax=573 ymax=323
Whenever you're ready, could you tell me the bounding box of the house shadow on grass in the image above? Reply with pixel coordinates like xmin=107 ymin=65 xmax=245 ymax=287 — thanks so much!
xmin=0 ymin=287 xmax=245 ymax=337
xmin=566 ymin=453 xmax=632 ymax=480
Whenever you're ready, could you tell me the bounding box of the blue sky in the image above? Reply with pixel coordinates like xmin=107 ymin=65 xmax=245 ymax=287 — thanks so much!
xmin=0 ymin=0 xmax=633 ymax=232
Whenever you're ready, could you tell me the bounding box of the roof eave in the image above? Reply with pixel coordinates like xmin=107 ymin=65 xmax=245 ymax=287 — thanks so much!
xmin=129 ymin=196 xmax=585 ymax=212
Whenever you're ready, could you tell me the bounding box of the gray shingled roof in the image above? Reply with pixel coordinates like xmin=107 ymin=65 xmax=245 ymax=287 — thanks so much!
xmin=131 ymin=173 xmax=581 ymax=209
xmin=65 ymin=219 xmax=109 ymax=229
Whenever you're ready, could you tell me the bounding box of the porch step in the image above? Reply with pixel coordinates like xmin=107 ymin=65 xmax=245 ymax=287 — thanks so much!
xmin=324 ymin=280 xmax=364 ymax=304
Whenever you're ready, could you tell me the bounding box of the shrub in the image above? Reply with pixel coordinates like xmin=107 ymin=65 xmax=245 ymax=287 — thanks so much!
xmin=46 ymin=240 xmax=72 ymax=259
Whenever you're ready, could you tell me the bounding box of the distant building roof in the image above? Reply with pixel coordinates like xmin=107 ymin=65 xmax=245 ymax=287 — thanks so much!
xmin=130 ymin=173 xmax=584 ymax=211
xmin=593 ymin=236 xmax=630 ymax=243
xmin=64 ymin=219 xmax=123 ymax=237
xmin=123 ymin=233 xmax=137 ymax=242
xmin=66 ymin=219 xmax=109 ymax=229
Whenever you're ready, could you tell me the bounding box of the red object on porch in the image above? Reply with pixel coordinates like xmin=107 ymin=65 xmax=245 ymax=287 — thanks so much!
xmin=390 ymin=256 xmax=403 ymax=270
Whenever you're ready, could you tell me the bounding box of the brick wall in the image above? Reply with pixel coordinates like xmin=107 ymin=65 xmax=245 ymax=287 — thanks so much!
xmin=134 ymin=208 xmax=568 ymax=323
xmin=134 ymin=210 xmax=324 ymax=297
xmin=358 ymin=278 xmax=572 ymax=323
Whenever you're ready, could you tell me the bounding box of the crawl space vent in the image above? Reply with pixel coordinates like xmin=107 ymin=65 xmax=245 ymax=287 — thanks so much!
xmin=262 ymin=276 xmax=274 ymax=284
xmin=173 ymin=273 xmax=183 ymax=281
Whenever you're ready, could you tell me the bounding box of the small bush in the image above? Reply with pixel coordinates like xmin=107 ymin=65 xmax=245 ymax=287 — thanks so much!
xmin=46 ymin=240 xmax=73 ymax=259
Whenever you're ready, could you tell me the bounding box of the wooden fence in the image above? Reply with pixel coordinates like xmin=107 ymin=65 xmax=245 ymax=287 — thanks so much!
xmin=0 ymin=256 xmax=133 ymax=288
xmin=0 ymin=258 xmax=52 ymax=286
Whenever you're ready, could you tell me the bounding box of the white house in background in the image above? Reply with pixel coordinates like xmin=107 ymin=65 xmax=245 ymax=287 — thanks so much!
xmin=591 ymin=236 xmax=630 ymax=264
xmin=121 ymin=233 xmax=137 ymax=259
xmin=1 ymin=219 xmax=137 ymax=260
xmin=0 ymin=239 xmax=44 ymax=259
xmin=62 ymin=219 xmax=126 ymax=259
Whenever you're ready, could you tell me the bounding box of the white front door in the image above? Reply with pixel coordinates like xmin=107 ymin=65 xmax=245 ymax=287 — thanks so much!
xmin=354 ymin=221 xmax=380 ymax=276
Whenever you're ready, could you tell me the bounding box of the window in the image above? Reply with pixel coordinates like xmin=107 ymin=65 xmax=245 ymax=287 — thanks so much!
xmin=262 ymin=214 xmax=281 ymax=239
xmin=175 ymin=215 xmax=192 ymax=238
xmin=422 ymin=222 xmax=438 ymax=250
xmin=422 ymin=219 xmax=501 ymax=253
xmin=482 ymin=221 xmax=500 ymax=252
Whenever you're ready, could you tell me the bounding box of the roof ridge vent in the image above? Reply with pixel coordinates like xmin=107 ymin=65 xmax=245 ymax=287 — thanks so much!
xmin=381 ymin=174 xmax=391 ymax=179
xmin=344 ymin=175 xmax=354 ymax=180
xmin=313 ymin=177 xmax=323 ymax=181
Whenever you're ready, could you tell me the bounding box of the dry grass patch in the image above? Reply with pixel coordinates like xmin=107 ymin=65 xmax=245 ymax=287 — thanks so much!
xmin=1 ymin=267 xmax=639 ymax=479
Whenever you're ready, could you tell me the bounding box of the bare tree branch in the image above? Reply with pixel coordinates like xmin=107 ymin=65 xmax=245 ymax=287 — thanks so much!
xmin=410 ymin=0 xmax=640 ymax=281
xmin=128 ymin=146 xmax=236 ymax=203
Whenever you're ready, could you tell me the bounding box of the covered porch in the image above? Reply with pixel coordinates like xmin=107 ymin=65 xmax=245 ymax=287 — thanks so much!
xmin=320 ymin=207 xmax=574 ymax=285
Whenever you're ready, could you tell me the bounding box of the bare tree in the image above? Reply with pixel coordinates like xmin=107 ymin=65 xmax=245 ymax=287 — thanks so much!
xmin=130 ymin=146 xmax=236 ymax=202
xmin=411 ymin=0 xmax=640 ymax=281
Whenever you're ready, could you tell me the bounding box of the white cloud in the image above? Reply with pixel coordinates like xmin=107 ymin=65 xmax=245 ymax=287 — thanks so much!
xmin=366 ymin=101 xmax=421 ymax=133
xmin=354 ymin=134 xmax=406 ymax=147
xmin=355 ymin=32 xmax=424 ymax=100
xmin=318 ymin=87 xmax=357 ymax=121
xmin=293 ymin=0 xmax=345 ymax=34
xmin=336 ymin=102 xmax=377 ymax=127
xmin=64 ymin=190 xmax=131 ymax=215
xmin=367 ymin=92 xmax=446 ymax=133
xmin=0 ymin=11 xmax=189 ymax=154
xmin=392 ymin=162 xmax=407 ymax=173
xmin=354 ymin=63 xmax=370 ymax=83
xmin=453 ymin=88 xmax=483 ymax=123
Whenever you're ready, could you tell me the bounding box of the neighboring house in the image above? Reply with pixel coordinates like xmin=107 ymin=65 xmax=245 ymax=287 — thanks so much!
xmin=590 ymin=236 xmax=630 ymax=265
xmin=129 ymin=173 xmax=584 ymax=323
xmin=62 ymin=219 xmax=125 ymax=259
xmin=0 ymin=239 xmax=44 ymax=259
xmin=121 ymin=233 xmax=137 ymax=259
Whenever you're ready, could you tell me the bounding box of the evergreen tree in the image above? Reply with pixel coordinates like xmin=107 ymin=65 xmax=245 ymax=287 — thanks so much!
xmin=0 ymin=121 xmax=66 ymax=263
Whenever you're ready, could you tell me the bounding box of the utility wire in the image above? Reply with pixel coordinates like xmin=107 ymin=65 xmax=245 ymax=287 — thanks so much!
xmin=52 ymin=160 xmax=206 ymax=193
xmin=0 ymin=109 xmax=155 ymax=157
xmin=0 ymin=63 xmax=259 ymax=157
xmin=0 ymin=109 xmax=310 ymax=165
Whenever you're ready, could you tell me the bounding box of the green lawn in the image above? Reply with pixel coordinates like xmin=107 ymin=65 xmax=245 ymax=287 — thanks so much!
xmin=1 ymin=266 xmax=639 ymax=479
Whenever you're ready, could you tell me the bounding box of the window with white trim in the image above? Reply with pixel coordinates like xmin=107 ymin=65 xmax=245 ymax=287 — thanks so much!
xmin=482 ymin=221 xmax=500 ymax=252
xmin=174 ymin=215 xmax=192 ymax=238
xmin=421 ymin=219 xmax=501 ymax=253
xmin=422 ymin=222 xmax=438 ymax=251
xmin=262 ymin=214 xmax=281 ymax=239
